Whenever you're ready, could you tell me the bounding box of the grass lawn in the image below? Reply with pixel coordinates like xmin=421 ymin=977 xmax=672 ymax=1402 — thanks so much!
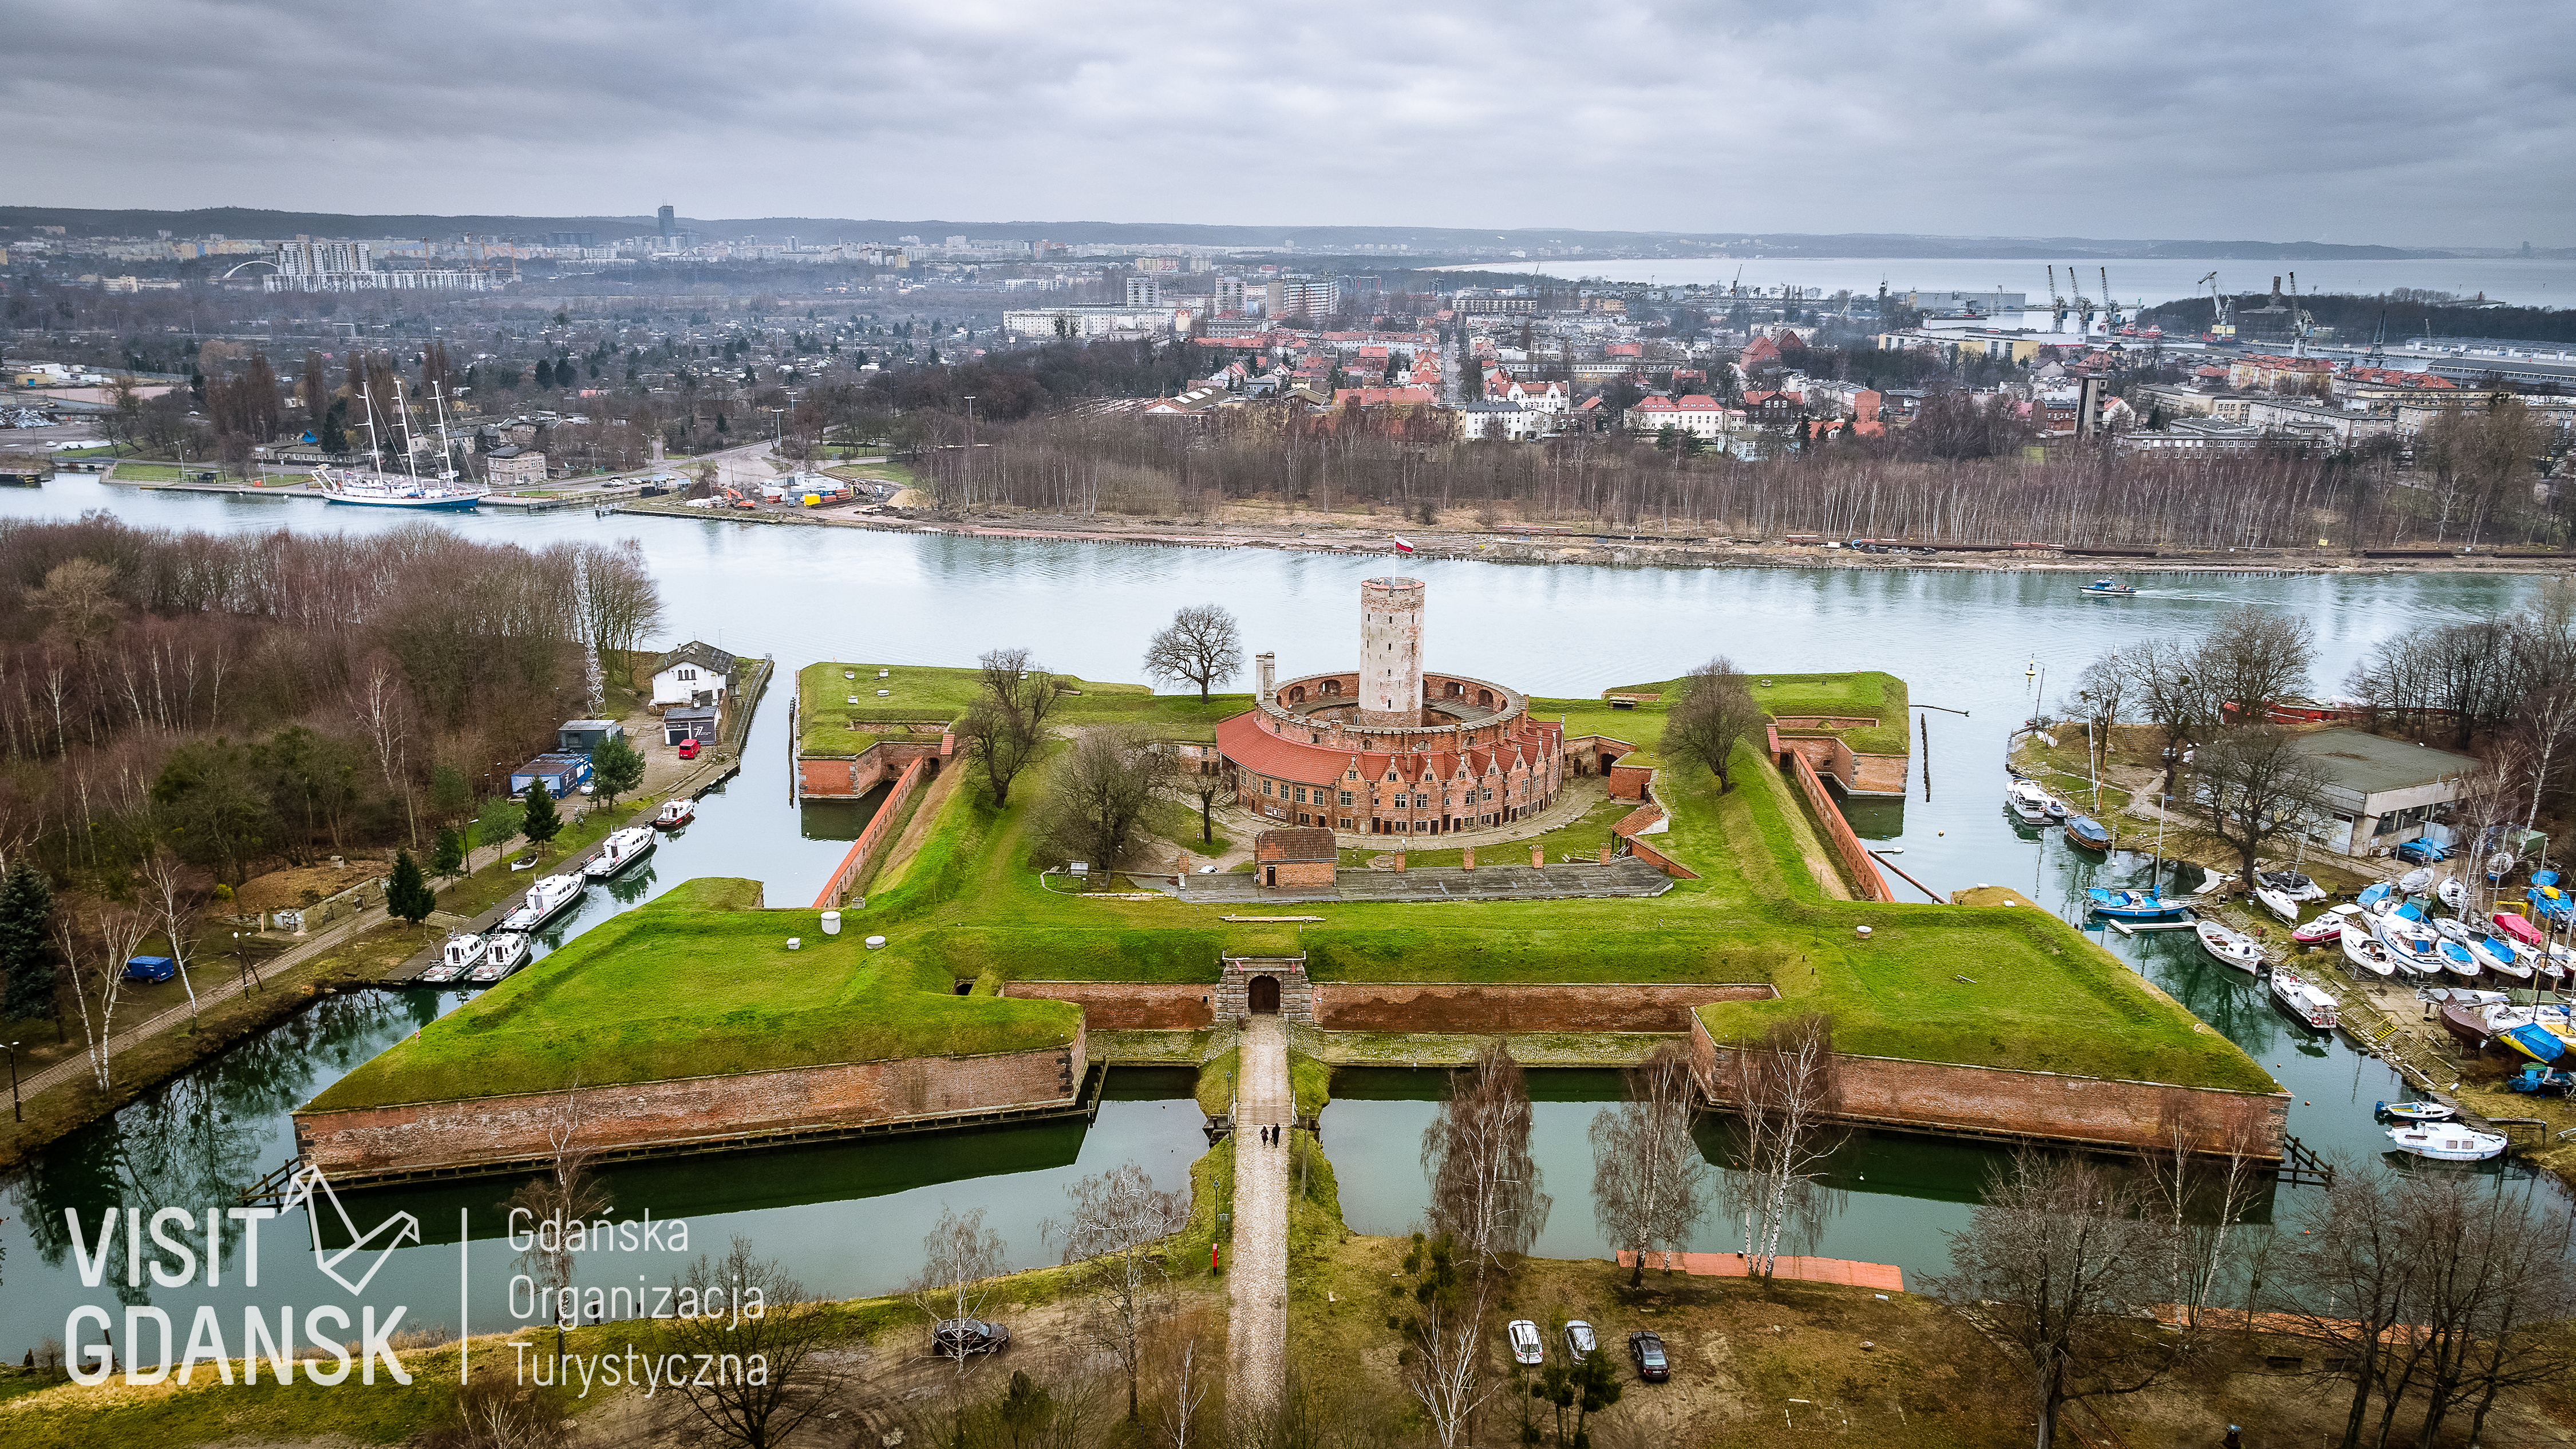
xmin=308 ymin=876 xmax=1080 ymax=1110
xmin=797 ymin=659 xmax=1253 ymax=754
xmin=109 ymin=462 xmax=187 ymax=481
xmin=846 ymin=727 xmax=2268 ymax=1092
xmin=1593 ymin=668 xmax=1911 ymax=756
xmin=1145 ymin=796 xmax=1230 ymax=855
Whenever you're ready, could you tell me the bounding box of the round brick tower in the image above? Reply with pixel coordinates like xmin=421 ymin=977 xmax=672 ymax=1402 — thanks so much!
xmin=1358 ymin=576 xmax=1425 ymax=727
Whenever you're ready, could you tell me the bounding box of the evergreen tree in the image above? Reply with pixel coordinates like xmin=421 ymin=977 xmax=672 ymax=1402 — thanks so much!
xmin=432 ymin=826 xmax=467 ymax=876
xmin=590 ymin=733 xmax=646 ymax=807
xmin=535 ymin=359 xmax=555 ymax=389
xmin=520 ymin=781 xmax=562 ymax=851
xmin=0 ymin=862 xmax=56 ymax=1026
xmin=319 ymin=398 xmax=347 ymax=454
xmin=386 ymin=849 xmax=435 ymax=927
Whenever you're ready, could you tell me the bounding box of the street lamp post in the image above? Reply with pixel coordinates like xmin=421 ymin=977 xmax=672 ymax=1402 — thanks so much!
xmin=5 ymin=1040 xmax=21 ymax=1122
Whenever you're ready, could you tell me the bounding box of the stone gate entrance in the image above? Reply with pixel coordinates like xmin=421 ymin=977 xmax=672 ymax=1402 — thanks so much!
xmin=1216 ymin=955 xmax=1313 ymax=1022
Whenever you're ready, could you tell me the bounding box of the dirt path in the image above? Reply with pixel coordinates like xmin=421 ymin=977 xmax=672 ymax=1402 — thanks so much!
xmin=1227 ymin=1015 xmax=1290 ymax=1422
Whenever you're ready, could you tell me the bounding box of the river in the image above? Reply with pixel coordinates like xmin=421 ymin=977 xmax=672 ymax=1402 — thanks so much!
xmin=0 ymin=478 xmax=2553 ymax=1351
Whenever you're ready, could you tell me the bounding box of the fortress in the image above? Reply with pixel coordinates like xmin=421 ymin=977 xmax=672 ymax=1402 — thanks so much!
xmin=1214 ymin=577 xmax=1567 ymax=836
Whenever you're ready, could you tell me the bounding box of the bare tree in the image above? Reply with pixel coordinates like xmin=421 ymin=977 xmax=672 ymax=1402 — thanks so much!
xmin=1141 ymin=604 xmax=1244 ymax=703
xmin=2191 ymin=604 xmax=2314 ymax=726
xmin=1929 ymin=1150 xmax=2181 ymax=1449
xmin=2184 ymin=725 xmax=2334 ymax=881
xmin=655 ymin=1236 xmax=847 ymax=1449
xmin=1421 ymin=1039 xmax=1550 ymax=1272
xmin=915 ymin=1205 xmax=1010 ymax=1374
xmin=139 ymin=846 xmax=203 ymax=1028
xmin=1588 ymin=1040 xmax=1710 ymax=1286
xmin=2125 ymin=636 xmax=2211 ymax=757
xmin=2275 ymin=1168 xmax=2424 ymax=1449
xmin=1402 ymin=1280 xmax=1496 ymax=1449
xmin=54 ymin=902 xmax=153 ymax=1093
xmin=960 ymin=648 xmax=1061 ymax=807
xmin=507 ymin=1082 xmax=612 ymax=1360
xmin=1048 ymin=1162 xmax=1190 ymax=1421
xmin=1039 ymin=729 xmax=1172 ymax=873
xmin=575 ymin=539 xmax=665 ymax=674
xmin=351 ymin=656 xmax=420 ymax=847
xmin=1716 ymin=1012 xmax=1844 ymax=1276
xmin=1162 ymin=1339 xmax=1211 ymax=1449
xmin=2137 ymin=1097 xmax=2270 ymax=1337
xmin=1160 ymin=751 xmax=1228 ymax=846
xmin=1661 ymin=656 xmax=1764 ymax=793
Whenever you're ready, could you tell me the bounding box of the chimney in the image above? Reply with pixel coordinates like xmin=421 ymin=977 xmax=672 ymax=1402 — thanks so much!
xmin=1257 ymin=652 xmax=1275 ymax=697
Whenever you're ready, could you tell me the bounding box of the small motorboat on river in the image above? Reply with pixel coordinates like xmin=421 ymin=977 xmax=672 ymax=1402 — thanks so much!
xmin=2195 ymin=919 xmax=2265 ymax=972
xmin=2085 ymin=887 xmax=2187 ymax=920
xmin=2065 ymin=815 xmax=2113 ymax=852
xmin=2077 ymin=578 xmax=2137 ymax=597
xmin=654 ymin=797 xmax=696 ymax=830
xmin=2378 ymin=1099 xmax=2457 ymax=1123
xmin=2268 ymin=964 xmax=2339 ymax=1030
xmin=2387 ymin=1123 xmax=2508 ymax=1162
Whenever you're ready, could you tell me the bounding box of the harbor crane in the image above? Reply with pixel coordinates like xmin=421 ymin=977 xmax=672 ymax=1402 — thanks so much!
xmin=2100 ymin=268 xmax=2123 ymax=332
xmin=2067 ymin=264 xmax=2096 ymax=332
xmin=2366 ymin=308 xmax=2389 ymax=367
xmin=2199 ymin=271 xmax=2231 ymax=336
xmin=2285 ymin=271 xmax=2317 ymax=354
xmin=2046 ymin=265 xmax=2068 ymax=332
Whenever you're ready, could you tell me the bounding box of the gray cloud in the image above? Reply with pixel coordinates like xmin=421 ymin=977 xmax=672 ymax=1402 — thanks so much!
xmin=5 ymin=0 xmax=2571 ymax=245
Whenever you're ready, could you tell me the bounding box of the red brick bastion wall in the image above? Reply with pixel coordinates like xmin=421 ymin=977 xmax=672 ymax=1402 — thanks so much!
xmin=1689 ymin=1014 xmax=2287 ymax=1157
xmin=294 ymin=1027 xmax=1086 ymax=1179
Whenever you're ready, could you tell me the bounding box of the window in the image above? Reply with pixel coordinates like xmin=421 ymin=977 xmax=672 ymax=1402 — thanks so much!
xmin=1339 ymin=790 xmax=1354 ymax=806
xmin=1413 ymin=793 xmax=1428 ymax=809
xmin=1339 ymin=817 xmax=1353 ymax=830
xmin=1294 ymin=786 xmax=1307 ymax=803
xmin=1263 ymin=780 xmax=1274 ymax=796
xmin=677 ymin=667 xmax=697 ymax=681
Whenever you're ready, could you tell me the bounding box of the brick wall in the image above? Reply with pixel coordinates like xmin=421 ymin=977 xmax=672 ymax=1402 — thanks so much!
xmin=1005 ymin=981 xmax=1214 ymax=1030
xmin=814 ymin=755 xmax=928 ymax=908
xmin=800 ymin=737 xmax=945 ymax=801
xmin=1779 ymin=748 xmax=1893 ymax=901
xmin=1688 ymin=1014 xmax=2286 ymax=1157
xmin=294 ymin=1027 xmax=1086 ymax=1179
xmin=1317 ymin=981 xmax=1771 ymax=1034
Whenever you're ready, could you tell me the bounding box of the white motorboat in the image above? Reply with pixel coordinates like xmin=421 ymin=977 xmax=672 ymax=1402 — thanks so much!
xmin=2439 ymin=877 xmax=2471 ymax=912
xmin=2294 ymin=904 xmax=2360 ymax=945
xmin=2005 ymin=778 xmax=2057 ymax=824
xmin=419 ymin=933 xmax=483 ymax=984
xmin=500 ymin=873 xmax=586 ymax=932
xmin=2341 ymin=922 xmax=2397 ymax=978
xmin=2258 ymin=869 xmax=2329 ymax=903
xmin=654 ymin=798 xmax=696 ymax=830
xmin=2378 ymin=1100 xmax=2457 ymax=1122
xmin=2269 ymin=964 xmax=2339 ymax=1030
xmin=584 ymin=826 xmax=656 ymax=880
xmin=2195 ymin=919 xmax=2265 ymax=973
xmin=469 ymin=931 xmax=530 ymax=984
xmin=2254 ymin=886 xmax=2301 ymax=924
xmin=2386 ymin=1123 xmax=2507 ymax=1162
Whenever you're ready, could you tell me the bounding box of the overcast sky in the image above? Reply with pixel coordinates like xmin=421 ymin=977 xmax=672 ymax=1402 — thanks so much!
xmin=8 ymin=0 xmax=2571 ymax=246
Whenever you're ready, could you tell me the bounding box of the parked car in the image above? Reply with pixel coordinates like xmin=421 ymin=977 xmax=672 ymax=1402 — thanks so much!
xmin=931 ymin=1319 xmax=1010 ymax=1356
xmin=1627 ymin=1331 xmax=1669 ymax=1382
xmin=677 ymin=737 xmax=702 ymax=761
xmin=1563 ymin=1320 xmax=1597 ymax=1359
xmin=1506 ymin=1319 xmax=1544 ymax=1366
xmin=2396 ymin=838 xmax=2452 ymax=865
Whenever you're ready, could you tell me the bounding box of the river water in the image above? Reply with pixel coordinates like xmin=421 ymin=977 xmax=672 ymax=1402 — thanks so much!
xmin=1439 ymin=256 xmax=2576 ymax=312
xmin=0 ymin=478 xmax=2553 ymax=1351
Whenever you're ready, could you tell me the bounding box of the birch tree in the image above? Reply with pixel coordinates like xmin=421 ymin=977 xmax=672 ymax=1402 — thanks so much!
xmin=1588 ymin=1040 xmax=1710 ymax=1286
xmin=915 ymin=1206 xmax=1010 ymax=1373
xmin=1048 ymin=1162 xmax=1190 ymax=1422
xmin=54 ymin=902 xmax=154 ymax=1094
xmin=139 ymin=847 xmax=202 ymax=1029
xmin=1717 ymin=1012 xmax=1845 ymax=1276
xmin=1421 ymin=1038 xmax=1550 ymax=1272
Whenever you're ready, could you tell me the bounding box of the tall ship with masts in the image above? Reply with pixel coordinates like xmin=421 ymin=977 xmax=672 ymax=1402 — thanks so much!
xmin=311 ymin=379 xmax=490 ymax=509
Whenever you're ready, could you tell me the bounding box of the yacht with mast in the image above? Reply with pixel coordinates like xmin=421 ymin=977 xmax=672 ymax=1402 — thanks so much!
xmin=311 ymin=379 xmax=490 ymax=509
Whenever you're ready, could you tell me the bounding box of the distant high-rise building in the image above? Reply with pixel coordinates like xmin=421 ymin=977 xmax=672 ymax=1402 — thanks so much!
xmin=1215 ymin=276 xmax=1248 ymax=315
xmin=658 ymin=205 xmax=675 ymax=238
xmin=1265 ymin=277 xmax=1341 ymax=322
xmin=1125 ymin=275 xmax=1163 ymax=307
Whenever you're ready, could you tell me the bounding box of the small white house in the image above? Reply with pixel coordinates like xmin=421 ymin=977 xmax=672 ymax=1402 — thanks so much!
xmin=650 ymin=642 xmax=738 ymax=709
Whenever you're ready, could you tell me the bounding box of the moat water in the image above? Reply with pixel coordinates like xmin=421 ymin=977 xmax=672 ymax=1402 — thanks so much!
xmin=0 ymin=477 xmax=2553 ymax=1346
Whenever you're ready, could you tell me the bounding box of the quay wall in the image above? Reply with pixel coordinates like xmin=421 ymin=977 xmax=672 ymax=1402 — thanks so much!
xmin=1688 ymin=1014 xmax=2288 ymax=1157
xmin=1776 ymin=738 xmax=1894 ymax=902
xmin=294 ymin=1028 xmax=1085 ymax=1179
xmin=814 ymin=755 xmax=930 ymax=907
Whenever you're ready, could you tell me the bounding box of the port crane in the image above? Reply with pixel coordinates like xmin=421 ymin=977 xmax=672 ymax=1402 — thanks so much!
xmin=2066 ymin=264 xmax=2096 ymax=333
xmin=2199 ymin=271 xmax=2231 ymax=337
xmin=2285 ymin=271 xmax=2317 ymax=354
xmin=2046 ymin=266 xmax=2068 ymax=332
xmin=2100 ymin=267 xmax=2123 ymax=332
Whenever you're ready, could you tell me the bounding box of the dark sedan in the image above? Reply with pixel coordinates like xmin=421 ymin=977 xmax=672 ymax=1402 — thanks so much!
xmin=1627 ymin=1331 xmax=1669 ymax=1382
xmin=933 ymin=1318 xmax=1010 ymax=1356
